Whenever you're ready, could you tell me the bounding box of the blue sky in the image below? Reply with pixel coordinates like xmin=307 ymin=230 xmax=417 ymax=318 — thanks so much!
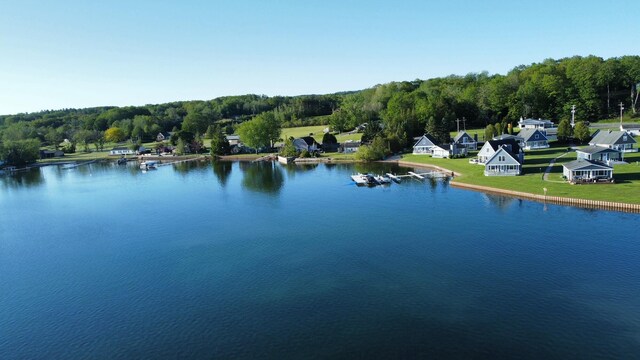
xmin=1 ymin=0 xmax=638 ymax=115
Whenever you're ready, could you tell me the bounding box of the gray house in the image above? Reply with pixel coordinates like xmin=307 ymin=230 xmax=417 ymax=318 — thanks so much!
xmin=576 ymin=146 xmax=622 ymax=163
xmin=589 ymin=130 xmax=637 ymax=153
xmin=517 ymin=128 xmax=549 ymax=150
xmin=412 ymin=134 xmax=439 ymax=155
xmin=477 ymin=139 xmax=524 ymax=164
xmin=493 ymin=134 xmax=525 ymax=148
xmin=563 ymin=159 xmax=613 ymax=182
xmin=453 ymin=131 xmax=477 ymax=150
xmin=293 ymin=137 xmax=319 ymax=153
xmin=109 ymin=146 xmax=135 ymax=156
xmin=484 ymin=146 xmax=522 ymax=176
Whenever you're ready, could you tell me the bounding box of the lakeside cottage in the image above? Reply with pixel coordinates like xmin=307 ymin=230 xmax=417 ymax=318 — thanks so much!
xmin=293 ymin=137 xmax=319 ymax=153
xmin=156 ymin=132 xmax=173 ymax=142
xmin=589 ymin=130 xmax=637 ymax=153
xmin=576 ymin=146 xmax=622 ymax=163
xmin=518 ymin=117 xmax=557 ymax=141
xmin=340 ymin=141 xmax=360 ymax=153
xmin=40 ymin=150 xmax=64 ymax=159
xmin=517 ymin=128 xmax=549 ymax=150
xmin=109 ymin=146 xmax=135 ymax=156
xmin=226 ymin=135 xmax=241 ymax=146
xmin=453 ymin=131 xmax=477 ymax=150
xmin=477 ymin=139 xmax=524 ymax=164
xmin=431 ymin=143 xmax=467 ymax=158
xmin=412 ymin=134 xmax=439 ymax=155
xmin=483 ymin=145 xmax=523 ymax=176
xmin=563 ymin=159 xmax=613 ymax=182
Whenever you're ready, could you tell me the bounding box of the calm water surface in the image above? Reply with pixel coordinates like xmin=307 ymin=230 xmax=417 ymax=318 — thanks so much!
xmin=1 ymin=161 xmax=640 ymax=359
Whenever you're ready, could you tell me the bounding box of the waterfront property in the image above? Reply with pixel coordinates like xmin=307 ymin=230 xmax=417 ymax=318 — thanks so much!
xmin=293 ymin=137 xmax=319 ymax=153
xmin=109 ymin=146 xmax=135 ymax=156
xmin=156 ymin=132 xmax=173 ymax=142
xmin=340 ymin=140 xmax=360 ymax=153
xmin=432 ymin=143 xmax=467 ymax=158
xmin=589 ymin=130 xmax=637 ymax=153
xmin=576 ymin=146 xmax=623 ymax=163
xmin=412 ymin=134 xmax=439 ymax=155
xmin=563 ymin=159 xmax=613 ymax=182
xmin=477 ymin=138 xmax=524 ymax=164
xmin=518 ymin=117 xmax=558 ymax=141
xmin=453 ymin=131 xmax=477 ymax=150
xmin=226 ymin=135 xmax=241 ymax=146
xmin=483 ymin=146 xmax=522 ymax=176
xmin=39 ymin=150 xmax=64 ymax=159
xmin=517 ymin=128 xmax=549 ymax=150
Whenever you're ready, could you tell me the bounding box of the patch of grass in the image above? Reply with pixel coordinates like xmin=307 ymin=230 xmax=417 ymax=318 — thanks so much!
xmin=401 ymin=144 xmax=640 ymax=204
xmin=280 ymin=125 xmax=362 ymax=143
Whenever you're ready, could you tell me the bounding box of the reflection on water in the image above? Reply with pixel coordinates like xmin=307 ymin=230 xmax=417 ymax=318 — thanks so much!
xmin=0 ymin=168 xmax=44 ymax=189
xmin=211 ymin=160 xmax=232 ymax=187
xmin=483 ymin=193 xmax=516 ymax=211
xmin=240 ymin=162 xmax=284 ymax=194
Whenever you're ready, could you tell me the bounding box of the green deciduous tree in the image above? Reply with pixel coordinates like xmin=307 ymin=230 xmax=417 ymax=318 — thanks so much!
xmin=0 ymin=139 xmax=41 ymax=166
xmin=236 ymin=111 xmax=281 ymax=153
xmin=573 ymin=121 xmax=591 ymax=143
xmin=557 ymin=119 xmax=572 ymax=142
xmin=485 ymin=124 xmax=496 ymax=141
xmin=105 ymin=127 xmax=126 ymax=143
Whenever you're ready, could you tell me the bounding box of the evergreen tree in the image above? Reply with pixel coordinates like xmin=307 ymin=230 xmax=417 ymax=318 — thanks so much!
xmin=210 ymin=126 xmax=231 ymax=156
xmin=485 ymin=124 xmax=496 ymax=141
xmin=557 ymin=118 xmax=573 ymax=142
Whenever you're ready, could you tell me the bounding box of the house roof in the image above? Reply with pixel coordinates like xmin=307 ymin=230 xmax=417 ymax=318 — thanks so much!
xmin=413 ymin=134 xmax=438 ymax=148
xmin=485 ymin=139 xmax=522 ymax=154
xmin=590 ymin=130 xmax=636 ymax=145
xmin=493 ymin=134 xmax=523 ymax=141
xmin=453 ymin=131 xmax=474 ymax=143
xmin=226 ymin=135 xmax=240 ymax=140
xmin=486 ymin=146 xmax=522 ymax=165
xmin=517 ymin=128 xmax=548 ymax=142
xmin=300 ymin=136 xmax=318 ymax=146
xmin=563 ymin=159 xmax=613 ymax=171
xmin=519 ymin=118 xmax=554 ymax=126
xmin=576 ymin=145 xmax=621 ymax=155
xmin=342 ymin=141 xmax=360 ymax=148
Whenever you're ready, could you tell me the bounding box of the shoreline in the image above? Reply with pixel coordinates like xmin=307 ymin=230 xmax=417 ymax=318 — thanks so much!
xmin=393 ymin=159 xmax=640 ymax=213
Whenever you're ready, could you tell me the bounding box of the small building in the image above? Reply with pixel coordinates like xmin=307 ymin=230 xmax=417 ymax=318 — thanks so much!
xmin=293 ymin=137 xmax=319 ymax=153
xmin=477 ymin=139 xmax=524 ymax=164
xmin=321 ymin=143 xmax=339 ymax=153
xmin=589 ymin=130 xmax=637 ymax=153
xmin=432 ymin=143 xmax=467 ymax=158
xmin=156 ymin=132 xmax=173 ymax=142
xmin=412 ymin=134 xmax=439 ymax=155
xmin=39 ymin=150 xmax=64 ymax=159
xmin=563 ymin=159 xmax=613 ymax=182
xmin=576 ymin=146 xmax=622 ymax=163
xmin=340 ymin=141 xmax=360 ymax=153
xmin=484 ymin=146 xmax=522 ymax=176
xmin=517 ymin=128 xmax=549 ymax=150
xmin=109 ymin=146 xmax=135 ymax=156
xmin=226 ymin=135 xmax=241 ymax=146
xmin=620 ymin=124 xmax=640 ymax=136
xmin=518 ymin=117 xmax=555 ymax=130
xmin=453 ymin=131 xmax=477 ymax=150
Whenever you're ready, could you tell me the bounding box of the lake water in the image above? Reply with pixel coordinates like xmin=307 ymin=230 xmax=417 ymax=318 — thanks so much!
xmin=1 ymin=161 xmax=640 ymax=359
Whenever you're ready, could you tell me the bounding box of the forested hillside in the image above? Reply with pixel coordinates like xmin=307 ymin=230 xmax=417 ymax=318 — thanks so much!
xmin=1 ymin=55 xmax=639 ymax=161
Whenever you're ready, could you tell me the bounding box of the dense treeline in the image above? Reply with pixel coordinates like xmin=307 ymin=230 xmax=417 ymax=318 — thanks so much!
xmin=1 ymin=55 xmax=639 ymax=165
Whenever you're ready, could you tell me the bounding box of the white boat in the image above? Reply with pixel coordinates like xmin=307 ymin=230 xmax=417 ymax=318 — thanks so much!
xmin=375 ymin=175 xmax=392 ymax=184
xmin=140 ymin=161 xmax=158 ymax=170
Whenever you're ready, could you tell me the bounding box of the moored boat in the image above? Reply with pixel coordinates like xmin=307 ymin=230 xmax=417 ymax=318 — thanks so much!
xmin=140 ymin=161 xmax=158 ymax=170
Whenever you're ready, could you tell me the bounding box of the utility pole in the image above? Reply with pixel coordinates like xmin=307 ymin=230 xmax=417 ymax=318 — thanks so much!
xmin=619 ymin=102 xmax=625 ymax=127
xmin=570 ymin=105 xmax=576 ymax=127
xmin=462 ymin=117 xmax=467 ymax=131
xmin=455 ymin=118 xmax=461 ymax=133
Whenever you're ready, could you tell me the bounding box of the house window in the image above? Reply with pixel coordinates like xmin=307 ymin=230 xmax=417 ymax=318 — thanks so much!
xmin=535 ymin=134 xmax=539 ymax=139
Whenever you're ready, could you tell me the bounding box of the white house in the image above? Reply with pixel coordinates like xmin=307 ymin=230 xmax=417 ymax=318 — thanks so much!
xmin=589 ymin=130 xmax=637 ymax=153
xmin=484 ymin=146 xmax=522 ymax=176
xmin=517 ymin=128 xmax=549 ymax=150
xmin=412 ymin=134 xmax=439 ymax=155
xmin=453 ymin=131 xmax=477 ymax=150
xmin=563 ymin=159 xmax=613 ymax=182
xmin=341 ymin=141 xmax=360 ymax=153
xmin=109 ymin=146 xmax=135 ymax=156
xmin=226 ymin=135 xmax=241 ymax=146
xmin=477 ymin=139 xmax=524 ymax=164
xmin=431 ymin=143 xmax=467 ymax=158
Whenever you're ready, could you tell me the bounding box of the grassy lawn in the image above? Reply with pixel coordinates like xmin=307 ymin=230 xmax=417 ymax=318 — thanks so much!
xmin=280 ymin=125 xmax=362 ymax=143
xmin=401 ymin=144 xmax=640 ymax=204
